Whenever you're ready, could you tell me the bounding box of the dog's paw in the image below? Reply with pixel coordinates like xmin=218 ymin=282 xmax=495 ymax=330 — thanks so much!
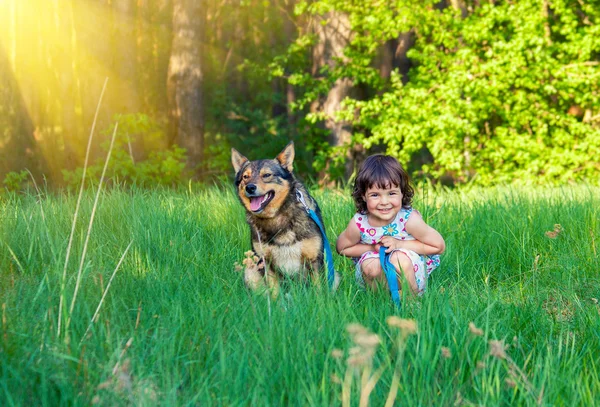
xmin=241 ymin=251 xmax=265 ymax=272
xmin=240 ymin=251 xmax=268 ymax=291
xmin=332 ymin=271 xmax=341 ymax=292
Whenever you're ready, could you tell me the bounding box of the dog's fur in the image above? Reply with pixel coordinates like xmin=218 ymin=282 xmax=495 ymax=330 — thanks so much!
xmin=232 ymin=142 xmax=339 ymax=296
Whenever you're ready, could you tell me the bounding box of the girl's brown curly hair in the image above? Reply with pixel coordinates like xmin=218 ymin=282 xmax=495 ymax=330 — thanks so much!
xmin=352 ymin=154 xmax=414 ymax=214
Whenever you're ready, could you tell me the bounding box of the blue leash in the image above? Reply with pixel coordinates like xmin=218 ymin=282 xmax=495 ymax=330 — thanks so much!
xmin=296 ymin=191 xmax=336 ymax=289
xmin=380 ymin=247 xmax=401 ymax=307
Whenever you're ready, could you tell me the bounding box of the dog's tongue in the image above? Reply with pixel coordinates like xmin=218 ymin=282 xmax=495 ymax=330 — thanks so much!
xmin=250 ymin=196 xmax=263 ymax=211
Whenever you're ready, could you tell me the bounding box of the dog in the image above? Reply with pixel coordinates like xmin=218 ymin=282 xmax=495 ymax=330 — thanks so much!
xmin=231 ymin=142 xmax=340 ymax=297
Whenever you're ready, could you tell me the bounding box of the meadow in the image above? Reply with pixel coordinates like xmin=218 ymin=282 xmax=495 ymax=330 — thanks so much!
xmin=0 ymin=184 xmax=599 ymax=406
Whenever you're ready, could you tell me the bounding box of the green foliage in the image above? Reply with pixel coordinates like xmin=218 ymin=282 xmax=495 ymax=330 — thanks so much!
xmin=284 ymin=0 xmax=600 ymax=185
xmin=2 ymin=170 xmax=30 ymax=193
xmin=200 ymin=0 xmax=321 ymax=179
xmin=62 ymin=114 xmax=187 ymax=188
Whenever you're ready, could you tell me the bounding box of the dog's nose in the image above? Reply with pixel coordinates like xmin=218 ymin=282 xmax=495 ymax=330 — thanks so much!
xmin=245 ymin=184 xmax=257 ymax=194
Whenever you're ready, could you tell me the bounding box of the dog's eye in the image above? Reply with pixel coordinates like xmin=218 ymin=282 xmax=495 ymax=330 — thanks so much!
xmin=243 ymin=174 xmax=250 ymax=180
xmin=262 ymin=173 xmax=272 ymax=178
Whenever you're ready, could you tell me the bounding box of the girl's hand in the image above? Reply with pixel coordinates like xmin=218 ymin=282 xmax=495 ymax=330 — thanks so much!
xmin=379 ymin=236 xmax=404 ymax=253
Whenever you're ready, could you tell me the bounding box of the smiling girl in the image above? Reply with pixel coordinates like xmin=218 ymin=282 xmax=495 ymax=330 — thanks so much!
xmin=336 ymin=155 xmax=445 ymax=294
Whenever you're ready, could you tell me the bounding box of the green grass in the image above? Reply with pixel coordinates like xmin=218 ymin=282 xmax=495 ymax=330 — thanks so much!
xmin=0 ymin=184 xmax=599 ymax=406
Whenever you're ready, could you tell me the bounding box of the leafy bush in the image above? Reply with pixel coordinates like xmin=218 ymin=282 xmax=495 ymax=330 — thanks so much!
xmin=62 ymin=114 xmax=187 ymax=188
xmin=278 ymin=0 xmax=600 ymax=185
xmin=2 ymin=170 xmax=30 ymax=193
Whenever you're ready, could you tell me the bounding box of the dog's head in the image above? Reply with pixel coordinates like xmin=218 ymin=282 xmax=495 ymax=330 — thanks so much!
xmin=231 ymin=142 xmax=295 ymax=218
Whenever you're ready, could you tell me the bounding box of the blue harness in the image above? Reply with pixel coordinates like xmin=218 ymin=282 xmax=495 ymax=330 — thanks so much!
xmin=380 ymin=247 xmax=401 ymax=307
xmin=295 ymin=191 xmax=336 ymax=290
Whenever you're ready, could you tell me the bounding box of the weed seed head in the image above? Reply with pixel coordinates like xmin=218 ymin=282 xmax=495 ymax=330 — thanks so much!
xmin=353 ymin=333 xmax=381 ymax=349
xmin=441 ymin=347 xmax=452 ymax=358
xmin=489 ymin=340 xmax=507 ymax=359
xmin=331 ymin=349 xmax=343 ymax=359
xmin=386 ymin=317 xmax=418 ymax=336
xmin=347 ymin=354 xmax=369 ymax=367
xmin=346 ymin=323 xmax=368 ymax=336
xmin=545 ymin=224 xmax=563 ymax=238
xmin=469 ymin=322 xmax=484 ymax=336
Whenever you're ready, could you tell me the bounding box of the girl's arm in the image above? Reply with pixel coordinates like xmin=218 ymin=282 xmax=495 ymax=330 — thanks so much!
xmin=380 ymin=211 xmax=445 ymax=255
xmin=336 ymin=219 xmax=376 ymax=258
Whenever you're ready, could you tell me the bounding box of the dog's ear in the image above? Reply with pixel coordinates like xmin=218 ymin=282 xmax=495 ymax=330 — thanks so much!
xmin=231 ymin=148 xmax=248 ymax=173
xmin=275 ymin=142 xmax=295 ymax=172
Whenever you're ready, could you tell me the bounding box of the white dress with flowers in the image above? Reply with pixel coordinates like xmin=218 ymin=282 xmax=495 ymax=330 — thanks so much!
xmin=353 ymin=207 xmax=440 ymax=294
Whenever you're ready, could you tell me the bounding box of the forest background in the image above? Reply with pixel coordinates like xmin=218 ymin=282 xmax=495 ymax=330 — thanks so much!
xmin=1 ymin=0 xmax=600 ymax=190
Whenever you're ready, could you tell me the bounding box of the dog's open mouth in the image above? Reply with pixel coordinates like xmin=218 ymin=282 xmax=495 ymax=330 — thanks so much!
xmin=248 ymin=191 xmax=274 ymax=212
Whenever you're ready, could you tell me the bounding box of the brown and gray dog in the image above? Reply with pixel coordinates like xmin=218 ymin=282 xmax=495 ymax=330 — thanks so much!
xmin=232 ymin=142 xmax=340 ymax=297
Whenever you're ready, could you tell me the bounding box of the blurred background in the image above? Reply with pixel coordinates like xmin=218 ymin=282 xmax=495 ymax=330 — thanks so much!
xmin=1 ymin=0 xmax=599 ymax=190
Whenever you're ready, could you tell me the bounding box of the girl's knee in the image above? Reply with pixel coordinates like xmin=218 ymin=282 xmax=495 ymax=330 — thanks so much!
xmin=361 ymin=260 xmax=382 ymax=279
xmin=390 ymin=251 xmax=413 ymax=273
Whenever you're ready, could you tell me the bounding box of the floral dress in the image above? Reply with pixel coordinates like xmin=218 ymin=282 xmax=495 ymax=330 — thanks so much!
xmin=353 ymin=207 xmax=440 ymax=294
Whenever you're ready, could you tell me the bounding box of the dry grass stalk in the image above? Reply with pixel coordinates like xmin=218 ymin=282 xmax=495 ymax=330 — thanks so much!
xmin=384 ymin=373 xmax=400 ymax=407
xmin=80 ymin=240 xmax=134 ymax=344
xmin=66 ymin=121 xmax=119 ymax=340
xmin=57 ymin=78 xmax=108 ymax=338
xmin=2 ymin=303 xmax=6 ymax=344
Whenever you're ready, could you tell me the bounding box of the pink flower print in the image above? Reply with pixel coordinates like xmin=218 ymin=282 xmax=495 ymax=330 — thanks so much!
xmin=400 ymin=218 xmax=403 ymax=222
xmin=356 ymin=222 xmax=365 ymax=232
xmin=414 ymin=264 xmax=419 ymax=272
xmin=367 ymin=228 xmax=376 ymax=236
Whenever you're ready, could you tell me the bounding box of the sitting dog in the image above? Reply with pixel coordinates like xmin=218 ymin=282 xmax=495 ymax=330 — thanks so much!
xmin=232 ymin=142 xmax=340 ymax=297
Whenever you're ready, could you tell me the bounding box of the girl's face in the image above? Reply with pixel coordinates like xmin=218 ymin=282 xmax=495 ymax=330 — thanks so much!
xmin=363 ymin=183 xmax=403 ymax=226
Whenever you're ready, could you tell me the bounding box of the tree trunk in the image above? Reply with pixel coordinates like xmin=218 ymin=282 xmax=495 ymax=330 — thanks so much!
xmin=112 ymin=0 xmax=140 ymax=115
xmin=379 ymin=29 xmax=414 ymax=84
xmin=167 ymin=0 xmax=204 ymax=176
xmin=272 ymin=0 xmax=297 ymax=130
xmin=311 ymin=11 xmax=354 ymax=184
xmin=0 ymin=41 xmax=48 ymax=182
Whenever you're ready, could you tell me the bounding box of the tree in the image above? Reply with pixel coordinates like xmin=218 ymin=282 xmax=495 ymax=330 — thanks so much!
xmin=0 ymin=42 xmax=48 ymax=182
xmin=283 ymin=0 xmax=600 ymax=185
xmin=167 ymin=0 xmax=204 ymax=176
xmin=112 ymin=0 xmax=140 ymax=115
xmin=310 ymin=11 xmax=354 ymax=183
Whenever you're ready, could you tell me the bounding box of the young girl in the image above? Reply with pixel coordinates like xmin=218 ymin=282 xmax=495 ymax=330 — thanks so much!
xmin=336 ymin=155 xmax=445 ymax=294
